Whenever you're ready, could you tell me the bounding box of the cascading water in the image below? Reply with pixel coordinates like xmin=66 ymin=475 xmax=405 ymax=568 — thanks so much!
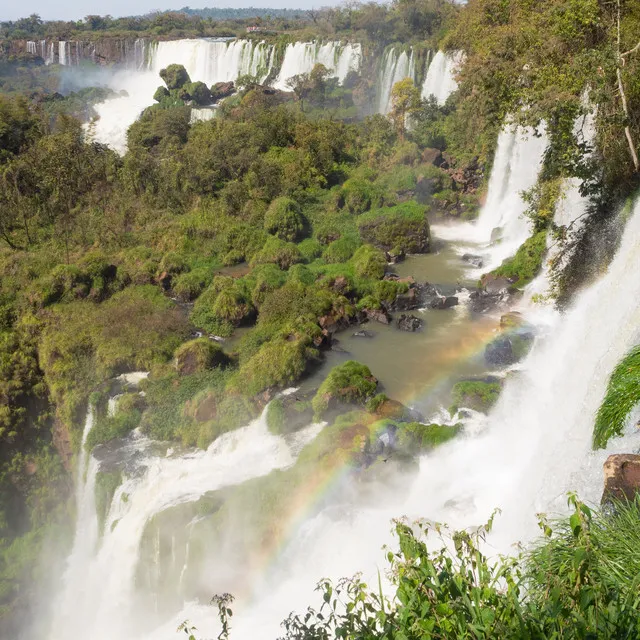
xmin=48 ymin=406 xmax=323 ymax=640
xmin=433 ymin=122 xmax=548 ymax=271
xmin=273 ymin=41 xmax=362 ymax=91
xmin=421 ymin=50 xmax=461 ymax=105
xmin=27 ymin=41 xmax=37 ymax=55
xmin=377 ymin=47 xmax=416 ymax=114
xmin=58 ymin=41 xmax=69 ymax=66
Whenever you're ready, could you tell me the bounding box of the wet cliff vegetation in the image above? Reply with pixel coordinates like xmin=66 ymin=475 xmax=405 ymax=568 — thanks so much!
xmin=0 ymin=0 xmax=640 ymax=634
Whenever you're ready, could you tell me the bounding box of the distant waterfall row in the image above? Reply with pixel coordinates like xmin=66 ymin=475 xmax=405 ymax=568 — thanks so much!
xmin=29 ymin=36 xmax=460 ymax=113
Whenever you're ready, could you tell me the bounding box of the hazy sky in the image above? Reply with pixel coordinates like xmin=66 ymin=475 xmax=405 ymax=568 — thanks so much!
xmin=2 ymin=1 xmax=346 ymax=22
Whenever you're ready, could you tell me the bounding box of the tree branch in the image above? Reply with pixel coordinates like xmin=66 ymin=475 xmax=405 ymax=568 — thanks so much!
xmin=621 ymin=40 xmax=640 ymax=61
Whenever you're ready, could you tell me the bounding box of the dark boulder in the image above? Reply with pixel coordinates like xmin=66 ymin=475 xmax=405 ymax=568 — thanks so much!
xmin=395 ymin=288 xmax=418 ymax=311
xmin=365 ymin=308 xmax=391 ymax=324
xmin=485 ymin=330 xmax=534 ymax=366
xmin=462 ymin=253 xmax=484 ymax=268
xmin=396 ymin=314 xmax=424 ymax=332
xmin=211 ymin=81 xmax=235 ymax=101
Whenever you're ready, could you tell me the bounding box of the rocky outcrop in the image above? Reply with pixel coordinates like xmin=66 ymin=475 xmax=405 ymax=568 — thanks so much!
xmin=485 ymin=329 xmax=534 ymax=366
xmin=396 ymin=314 xmax=424 ymax=332
xmin=211 ymin=81 xmax=235 ymax=102
xmin=602 ymin=454 xmax=640 ymax=504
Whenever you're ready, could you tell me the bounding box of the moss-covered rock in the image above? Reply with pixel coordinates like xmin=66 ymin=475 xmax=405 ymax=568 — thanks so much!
xmin=323 ymin=235 xmax=361 ymax=263
xmin=153 ymin=86 xmax=169 ymax=102
xmin=174 ymin=338 xmax=228 ymax=376
xmin=312 ymin=361 xmax=378 ymax=418
xmin=263 ymin=197 xmax=306 ymax=242
xmin=357 ymin=201 xmax=430 ymax=253
xmin=250 ymin=236 xmax=303 ymax=270
xmin=396 ymin=421 xmax=461 ymax=452
xmin=350 ymin=244 xmax=387 ymax=279
xmin=181 ymin=81 xmax=212 ymax=106
xmin=490 ymin=231 xmax=547 ymax=287
xmin=159 ymin=64 xmax=190 ymax=90
xmin=450 ymin=379 xmax=502 ymax=413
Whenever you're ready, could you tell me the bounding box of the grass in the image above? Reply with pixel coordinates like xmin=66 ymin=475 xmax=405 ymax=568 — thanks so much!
xmin=593 ymin=345 xmax=640 ymax=449
xmin=492 ymin=230 xmax=548 ymax=286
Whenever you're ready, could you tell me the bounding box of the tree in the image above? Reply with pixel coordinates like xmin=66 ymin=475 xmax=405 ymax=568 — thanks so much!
xmin=389 ymin=77 xmax=421 ymax=139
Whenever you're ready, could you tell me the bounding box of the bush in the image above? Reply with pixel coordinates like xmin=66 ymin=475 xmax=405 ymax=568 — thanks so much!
xmin=297 ymin=238 xmax=323 ymax=263
xmin=492 ymin=231 xmax=548 ymax=286
xmin=312 ymin=361 xmax=378 ymax=417
xmin=322 ymin=235 xmax=361 ymax=263
xmin=250 ymin=236 xmax=303 ymax=270
xmin=357 ymin=201 xmax=430 ymax=253
xmin=263 ymin=197 xmax=306 ymax=242
xmin=174 ymin=338 xmax=228 ymax=376
xmin=338 ymin=177 xmax=383 ymax=215
xmin=181 ymin=81 xmax=212 ymax=106
xmin=350 ymin=244 xmax=387 ymax=280
xmin=159 ymin=64 xmax=190 ymax=90
xmin=173 ymin=269 xmax=210 ymax=301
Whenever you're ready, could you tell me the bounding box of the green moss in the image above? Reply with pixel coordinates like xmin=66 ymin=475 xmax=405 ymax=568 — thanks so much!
xmin=297 ymin=238 xmax=323 ymax=263
xmin=172 ymin=269 xmax=210 ymax=301
xmin=86 ymin=393 xmax=144 ymax=450
xmin=250 ymin=236 xmax=303 ymax=270
xmin=593 ymin=346 xmax=640 ymax=449
xmin=350 ymin=244 xmax=387 ymax=280
xmin=312 ymin=361 xmax=378 ymax=418
xmin=323 ymin=235 xmax=362 ymax=263
xmin=357 ymin=201 xmax=430 ymax=253
xmin=266 ymin=397 xmax=286 ymax=435
xmin=492 ymin=231 xmax=548 ymax=286
xmin=174 ymin=338 xmax=228 ymax=376
xmin=451 ymin=380 xmax=502 ymax=414
xmin=159 ymin=64 xmax=190 ymax=90
xmin=95 ymin=469 xmax=123 ymax=537
xmin=338 ymin=177 xmax=384 ymax=214
xmin=397 ymin=422 xmax=461 ymax=451
xmin=264 ymin=197 xmax=306 ymax=242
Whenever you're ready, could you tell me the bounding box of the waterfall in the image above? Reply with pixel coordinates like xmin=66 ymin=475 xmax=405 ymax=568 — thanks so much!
xmin=150 ymin=38 xmax=276 ymax=85
xmin=433 ymin=122 xmax=548 ymax=271
xmin=59 ymin=41 xmax=69 ymax=66
xmin=190 ymin=107 xmax=216 ymax=124
xmin=134 ymin=38 xmax=147 ymax=70
xmin=377 ymin=47 xmax=416 ymax=114
xmin=48 ymin=408 xmax=305 ymax=640
xmin=27 ymin=41 xmax=37 ymax=55
xmin=50 ymin=409 xmax=100 ymax=636
xmin=421 ymin=50 xmax=461 ymax=105
xmin=273 ymin=41 xmax=362 ymax=91
xmin=45 ymin=42 xmax=55 ymax=65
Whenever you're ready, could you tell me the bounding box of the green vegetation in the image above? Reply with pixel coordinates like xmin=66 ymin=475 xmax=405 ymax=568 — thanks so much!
xmin=396 ymin=421 xmax=461 ymax=451
xmin=94 ymin=469 xmax=122 ymax=536
xmin=278 ymin=496 xmax=640 ymax=639
xmin=451 ymin=379 xmax=502 ymax=413
xmin=593 ymin=346 xmax=640 ymax=449
xmin=312 ymin=361 xmax=378 ymax=418
xmin=85 ymin=393 xmax=144 ymax=450
xmin=357 ymin=201 xmax=430 ymax=253
xmin=491 ymin=231 xmax=548 ymax=287
xmin=174 ymin=339 xmax=229 ymax=376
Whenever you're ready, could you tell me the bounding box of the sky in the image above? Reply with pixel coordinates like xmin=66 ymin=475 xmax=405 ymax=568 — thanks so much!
xmin=2 ymin=1 xmax=346 ymax=22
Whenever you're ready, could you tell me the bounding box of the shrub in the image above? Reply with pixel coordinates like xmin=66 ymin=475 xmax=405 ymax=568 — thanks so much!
xmin=172 ymin=269 xmax=210 ymax=301
xmin=159 ymin=64 xmax=190 ymax=90
xmin=312 ymin=361 xmax=378 ymax=417
xmin=338 ymin=177 xmax=382 ymax=215
xmin=263 ymin=197 xmax=306 ymax=242
xmin=322 ymin=235 xmax=361 ymax=263
xmin=250 ymin=236 xmax=303 ymax=270
xmin=297 ymin=238 xmax=323 ymax=263
xmin=357 ymin=201 xmax=430 ymax=253
xmin=174 ymin=338 xmax=228 ymax=376
xmin=350 ymin=244 xmax=387 ymax=280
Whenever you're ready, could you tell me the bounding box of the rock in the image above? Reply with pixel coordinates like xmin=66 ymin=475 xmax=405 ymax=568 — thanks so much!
xmin=421 ymin=147 xmax=443 ymax=166
xmin=365 ymin=308 xmax=391 ymax=324
xmin=385 ymin=248 xmax=406 ymax=264
xmin=429 ymin=295 xmax=458 ymax=310
xmin=462 ymin=253 xmax=484 ymax=268
xmin=485 ymin=330 xmax=534 ymax=366
xmin=211 ymin=81 xmax=235 ymax=101
xmin=602 ymin=454 xmax=640 ymax=504
xmin=352 ymin=329 xmax=375 ymax=338
xmin=481 ymin=274 xmax=514 ymax=295
xmin=500 ymin=312 xmax=525 ymax=329
xmin=416 ymin=283 xmax=459 ymax=310
xmin=394 ymin=288 xmax=418 ymax=311
xmin=396 ymin=314 xmax=424 ymax=332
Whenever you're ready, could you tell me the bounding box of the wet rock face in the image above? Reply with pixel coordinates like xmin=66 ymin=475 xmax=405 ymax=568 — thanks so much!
xmin=396 ymin=314 xmax=424 ymax=332
xmin=602 ymin=454 xmax=640 ymax=504
xmin=462 ymin=253 xmax=484 ymax=268
xmin=416 ymin=283 xmax=459 ymax=310
xmin=485 ymin=330 xmax=534 ymax=366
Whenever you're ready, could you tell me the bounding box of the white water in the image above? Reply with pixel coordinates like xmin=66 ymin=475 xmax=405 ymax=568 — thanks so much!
xmin=48 ymin=408 xmax=321 ymax=640
xmin=421 ymin=51 xmax=461 ymax=105
xmin=433 ymin=122 xmax=548 ymax=271
xmin=27 ymin=41 xmax=37 ymax=55
xmin=273 ymin=41 xmax=362 ymax=91
xmin=377 ymin=48 xmax=416 ymax=114
xmin=59 ymin=41 xmax=69 ymax=66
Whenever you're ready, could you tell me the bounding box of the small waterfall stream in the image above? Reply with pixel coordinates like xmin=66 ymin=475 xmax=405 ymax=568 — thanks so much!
xmin=421 ymin=50 xmax=460 ymax=105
